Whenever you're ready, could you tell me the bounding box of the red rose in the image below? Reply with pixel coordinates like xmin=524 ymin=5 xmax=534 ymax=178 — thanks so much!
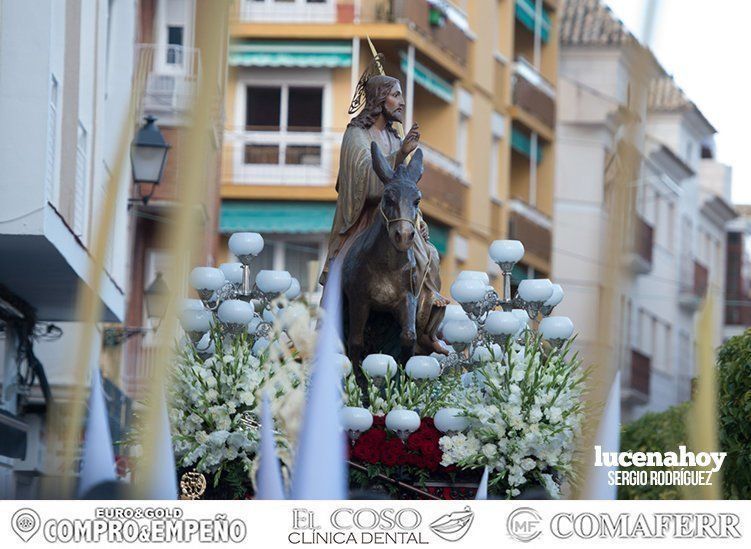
xmin=380 ymin=437 xmax=405 ymax=467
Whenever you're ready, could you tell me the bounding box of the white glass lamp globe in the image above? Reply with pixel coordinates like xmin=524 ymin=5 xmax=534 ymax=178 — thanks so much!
xmin=285 ymin=277 xmax=301 ymax=300
xmin=484 ymin=311 xmax=521 ymax=336
xmin=247 ymin=314 xmax=263 ymax=335
xmin=179 ymin=308 xmax=212 ymax=333
xmin=228 ymin=232 xmax=264 ymax=258
xmin=511 ymin=309 xmax=529 ymax=334
xmin=217 ymin=299 xmax=254 ymax=326
xmin=443 ymin=304 xmax=468 ymax=322
xmin=335 ymin=353 xmax=353 ymax=377
xmin=362 ymin=354 xmax=397 ymax=378
xmin=189 ymin=267 xmax=225 ymax=291
xmin=405 ymin=355 xmax=441 ymax=380
xmin=471 ymin=345 xmax=493 ymax=363
xmin=539 ymin=316 xmax=574 ymax=342
xmin=340 ymin=407 xmax=373 ymax=439
xmin=182 ymin=298 xmax=204 ymax=311
xmin=434 ymin=408 xmax=469 ymax=434
xmin=385 ymin=409 xmax=421 ymax=440
xmin=489 ymin=240 xmax=525 ymax=266
xmin=255 ymin=270 xmax=292 ymax=294
xmin=518 ymin=278 xmax=554 ymax=303
xmin=456 ymin=270 xmax=490 ymax=285
xmin=195 ymin=333 xmax=215 ymax=355
xmin=219 ymin=262 xmax=244 ymax=286
xmin=252 ymin=337 xmax=270 ymax=356
xmin=450 ymin=278 xmax=487 ymax=303
xmin=442 ymin=319 xmax=477 ymax=344
xmin=544 ymin=283 xmax=564 ymax=307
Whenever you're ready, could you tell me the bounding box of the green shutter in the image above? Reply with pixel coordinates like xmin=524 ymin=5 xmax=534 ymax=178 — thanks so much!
xmin=229 ymin=41 xmax=353 ymax=68
xmin=220 ymin=201 xmax=336 ymax=234
xmin=511 ymin=126 xmax=543 ymax=164
xmin=399 ymin=51 xmax=454 ymax=103
xmin=515 ymin=0 xmax=551 ymax=43
xmin=427 ymin=222 xmax=449 ymax=256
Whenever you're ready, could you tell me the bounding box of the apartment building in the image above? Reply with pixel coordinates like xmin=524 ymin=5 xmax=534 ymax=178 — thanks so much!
xmin=219 ymin=0 xmax=560 ymax=299
xmin=554 ymin=0 xmax=736 ymax=422
xmin=0 ymin=0 xmax=136 ymax=497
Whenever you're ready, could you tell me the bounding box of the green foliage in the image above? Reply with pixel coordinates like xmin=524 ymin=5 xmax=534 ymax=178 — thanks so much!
xmin=717 ymin=329 xmax=751 ymax=499
xmin=618 ymin=403 xmax=690 ymax=500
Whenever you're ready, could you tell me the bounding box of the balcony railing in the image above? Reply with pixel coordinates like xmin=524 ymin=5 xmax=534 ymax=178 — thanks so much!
xmin=508 ymin=199 xmax=552 ymax=264
xmin=512 ymin=57 xmax=555 ymax=128
xmin=136 ymin=44 xmax=201 ymax=120
xmin=236 ymin=0 xmax=337 ymax=23
xmin=629 ymin=350 xmax=652 ymax=400
xmin=679 ymin=258 xmax=708 ymax=312
xmin=626 ymin=215 xmax=654 ymax=274
xmin=420 ymin=143 xmax=467 ymax=219
xmin=223 ymin=126 xmax=342 ymax=187
xmin=387 ymin=0 xmax=469 ymax=65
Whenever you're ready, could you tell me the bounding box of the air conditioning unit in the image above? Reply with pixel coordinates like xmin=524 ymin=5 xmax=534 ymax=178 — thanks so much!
xmin=143 ymin=73 xmax=193 ymax=114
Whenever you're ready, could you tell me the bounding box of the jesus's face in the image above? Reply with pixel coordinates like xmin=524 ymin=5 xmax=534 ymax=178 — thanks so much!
xmin=383 ymin=83 xmax=405 ymax=124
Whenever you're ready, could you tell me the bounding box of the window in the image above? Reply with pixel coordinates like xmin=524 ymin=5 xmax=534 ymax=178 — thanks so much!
xmin=243 ymin=84 xmax=324 ymax=166
xmin=489 ymin=136 xmax=500 ymax=200
xmin=166 ymin=25 xmax=184 ymax=64
xmin=456 ymin=113 xmax=469 ymax=176
xmin=236 ymin=237 xmax=324 ymax=295
xmin=46 ymin=75 xmax=59 ymax=204
xmin=74 ymin=123 xmax=89 ymax=238
xmin=245 ymin=86 xmax=281 ymax=130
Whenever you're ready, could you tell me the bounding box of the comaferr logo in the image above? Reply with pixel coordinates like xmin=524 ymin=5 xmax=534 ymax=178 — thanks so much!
xmin=506 ymin=507 xmax=542 ymax=542
xmin=550 ymin=513 xmax=742 ymax=539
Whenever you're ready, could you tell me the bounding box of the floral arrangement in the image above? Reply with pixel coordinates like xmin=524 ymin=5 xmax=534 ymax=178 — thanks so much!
xmin=166 ymin=301 xmax=316 ymax=499
xmin=438 ymin=334 xmax=587 ymax=498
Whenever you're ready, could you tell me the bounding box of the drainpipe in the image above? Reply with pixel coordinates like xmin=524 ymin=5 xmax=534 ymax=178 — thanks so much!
xmin=405 ymin=44 xmax=415 ymax=131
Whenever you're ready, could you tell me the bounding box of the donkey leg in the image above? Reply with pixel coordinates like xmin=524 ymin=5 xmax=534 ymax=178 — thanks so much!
xmin=397 ymin=294 xmax=417 ymax=365
xmin=347 ymin=298 xmax=371 ymax=407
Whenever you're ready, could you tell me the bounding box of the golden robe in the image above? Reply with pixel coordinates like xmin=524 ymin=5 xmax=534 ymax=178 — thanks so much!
xmin=320 ymin=124 xmax=443 ymax=346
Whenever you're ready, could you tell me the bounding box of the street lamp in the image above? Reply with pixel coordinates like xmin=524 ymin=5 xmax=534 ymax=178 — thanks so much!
xmin=144 ymin=272 xmax=169 ymax=331
xmin=131 ymin=115 xmax=170 ymax=205
xmin=102 ymin=272 xmax=170 ymax=347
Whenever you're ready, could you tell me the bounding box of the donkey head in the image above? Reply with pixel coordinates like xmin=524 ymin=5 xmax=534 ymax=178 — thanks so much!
xmin=371 ymin=141 xmax=424 ymax=252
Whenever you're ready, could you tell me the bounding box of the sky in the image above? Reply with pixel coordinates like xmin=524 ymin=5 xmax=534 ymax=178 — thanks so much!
xmin=605 ymin=0 xmax=750 ymax=205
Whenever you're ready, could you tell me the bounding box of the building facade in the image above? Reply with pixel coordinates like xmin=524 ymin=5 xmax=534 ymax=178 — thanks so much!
xmin=725 ymin=204 xmax=751 ymax=340
xmin=219 ymin=0 xmax=560 ymax=300
xmin=0 ymin=0 xmax=136 ymax=497
xmin=119 ymin=0 xmax=226 ymax=399
xmin=553 ymin=0 xmax=736 ymax=422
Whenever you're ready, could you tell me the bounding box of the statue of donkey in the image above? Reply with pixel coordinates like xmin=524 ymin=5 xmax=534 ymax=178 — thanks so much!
xmin=341 ymin=141 xmax=424 ymax=400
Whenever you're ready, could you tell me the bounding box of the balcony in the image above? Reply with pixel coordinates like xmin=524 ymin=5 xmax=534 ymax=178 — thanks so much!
xmin=512 ymin=58 xmax=556 ymax=129
xmin=236 ymin=0 xmax=337 ymax=23
xmin=508 ymin=199 xmax=552 ymax=265
xmin=626 ymin=215 xmax=654 ymax=274
xmin=136 ymin=44 xmax=201 ymax=123
xmin=223 ymin=126 xmax=342 ymax=187
xmin=679 ymin=259 xmax=708 ymax=312
xmin=421 ymin=143 xmax=467 ymax=220
xmin=622 ymin=349 xmax=651 ymax=405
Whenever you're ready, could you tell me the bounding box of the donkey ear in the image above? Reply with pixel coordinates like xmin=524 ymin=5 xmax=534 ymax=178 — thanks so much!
xmin=371 ymin=141 xmax=394 ymax=184
xmin=405 ymin=147 xmax=424 ymax=184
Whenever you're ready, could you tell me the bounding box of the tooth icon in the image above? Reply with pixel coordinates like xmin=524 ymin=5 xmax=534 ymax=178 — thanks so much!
xmin=12 ymin=508 xmax=41 ymax=542
xmin=429 ymin=506 xmax=475 ymax=542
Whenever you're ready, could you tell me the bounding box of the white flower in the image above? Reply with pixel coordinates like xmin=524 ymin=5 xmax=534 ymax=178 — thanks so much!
xmin=208 ymin=430 xmax=230 ymax=446
xmin=482 ymin=444 xmax=497 ymax=459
